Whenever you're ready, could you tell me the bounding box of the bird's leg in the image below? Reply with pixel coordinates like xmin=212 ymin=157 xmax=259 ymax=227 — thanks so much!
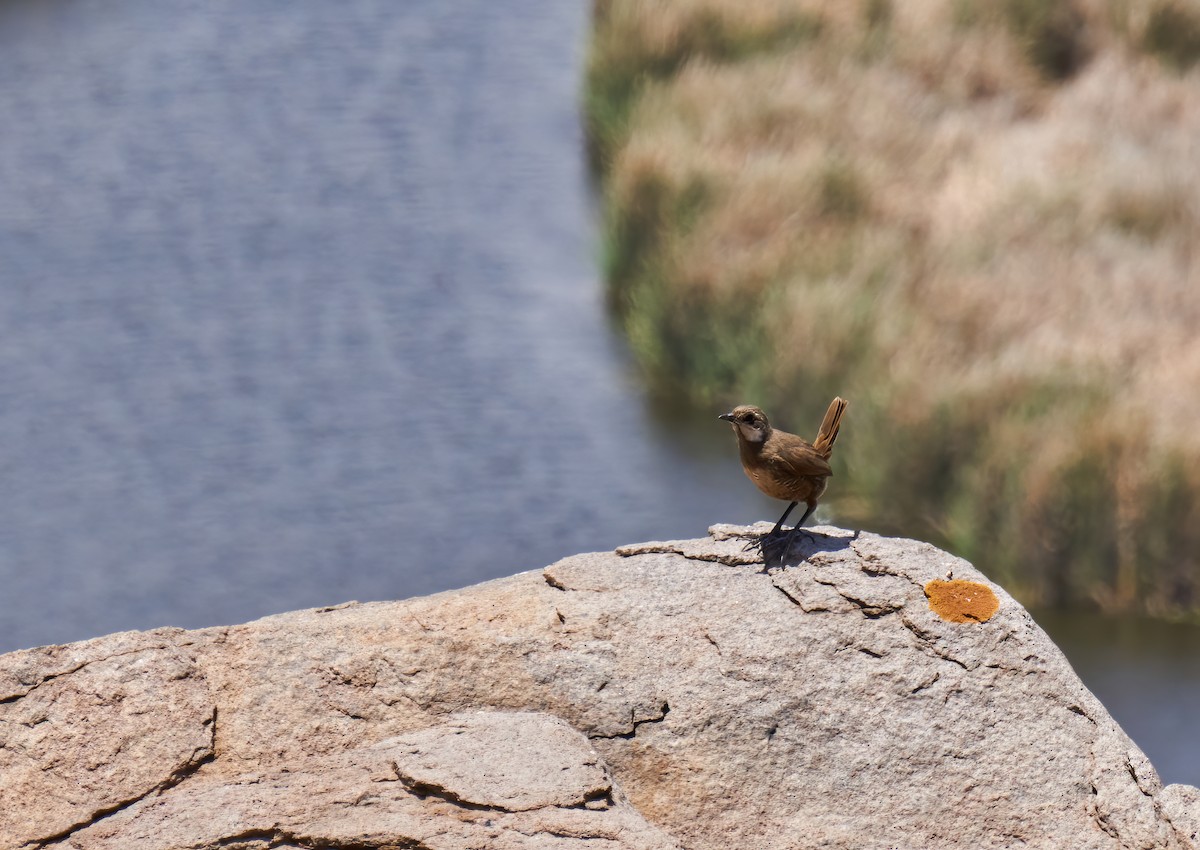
xmin=779 ymin=503 xmax=819 ymax=552
xmin=743 ymin=501 xmax=798 ymax=554
xmin=753 ymin=503 xmax=820 ymax=566
xmin=768 ymin=501 xmax=799 ymax=538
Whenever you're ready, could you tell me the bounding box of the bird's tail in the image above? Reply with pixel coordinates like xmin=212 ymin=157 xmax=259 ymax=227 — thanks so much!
xmin=812 ymin=397 xmax=848 ymax=459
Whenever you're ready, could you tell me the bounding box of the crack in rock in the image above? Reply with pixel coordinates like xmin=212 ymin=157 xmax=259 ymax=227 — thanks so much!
xmin=772 ymin=583 xmax=807 ymax=609
xmin=1065 ymin=703 xmax=1098 ymax=724
xmin=810 ymin=576 xmax=903 ymax=619
xmin=209 ymin=828 xmax=435 ymax=850
xmin=589 ymin=702 xmax=671 ymax=741
xmin=0 ymin=644 xmax=172 ymax=705
xmin=392 ymin=765 xmax=613 ymax=815
xmin=910 ymin=672 xmax=941 ymax=694
xmin=0 ymin=664 xmax=90 ymax=706
xmin=614 ymin=543 xmax=686 ymax=558
xmin=392 ymin=766 xmax=515 ymax=813
xmin=614 ymin=540 xmax=758 ymax=568
xmin=1089 ymin=773 xmax=1124 ymax=842
xmin=771 ymin=582 xmax=837 ymax=614
xmin=510 ymin=824 xmax=625 ymax=844
xmin=27 ymin=707 xmax=217 ymax=849
xmin=1126 ymin=757 xmax=1158 ymax=799
xmin=898 ymin=614 xmax=971 ymax=670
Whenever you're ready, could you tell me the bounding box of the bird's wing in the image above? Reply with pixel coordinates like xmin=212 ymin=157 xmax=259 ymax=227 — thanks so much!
xmin=766 ymin=436 xmax=833 ymax=479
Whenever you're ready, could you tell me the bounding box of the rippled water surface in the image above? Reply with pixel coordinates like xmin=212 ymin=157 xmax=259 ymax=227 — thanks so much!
xmin=0 ymin=0 xmax=758 ymax=652
xmin=0 ymin=0 xmax=1196 ymax=787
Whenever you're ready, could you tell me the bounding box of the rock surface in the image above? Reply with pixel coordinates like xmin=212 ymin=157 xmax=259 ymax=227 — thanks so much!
xmin=1 ymin=525 xmax=1196 ymax=850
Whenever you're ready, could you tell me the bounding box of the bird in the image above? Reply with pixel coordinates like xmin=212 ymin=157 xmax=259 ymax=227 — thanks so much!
xmin=718 ymin=397 xmax=848 ymax=559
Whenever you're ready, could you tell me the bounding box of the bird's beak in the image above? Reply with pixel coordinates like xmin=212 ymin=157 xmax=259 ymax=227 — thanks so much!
xmin=718 ymin=413 xmax=735 ymax=423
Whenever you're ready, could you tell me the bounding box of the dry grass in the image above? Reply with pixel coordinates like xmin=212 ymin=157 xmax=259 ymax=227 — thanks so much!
xmin=589 ymin=0 xmax=1200 ymax=615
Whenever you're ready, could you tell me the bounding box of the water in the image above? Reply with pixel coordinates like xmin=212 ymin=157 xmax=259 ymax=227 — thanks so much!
xmin=1033 ymin=611 xmax=1200 ymax=788
xmin=0 ymin=0 xmax=755 ymax=651
xmin=0 ymin=0 xmax=1195 ymax=787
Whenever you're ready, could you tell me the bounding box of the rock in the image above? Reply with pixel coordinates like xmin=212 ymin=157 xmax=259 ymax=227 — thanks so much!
xmin=48 ymin=711 xmax=670 ymax=850
xmin=0 ymin=525 xmax=1195 ymax=850
xmin=390 ymin=710 xmax=614 ymax=812
xmin=0 ymin=632 xmax=214 ymax=846
xmin=1163 ymin=785 xmax=1200 ymax=847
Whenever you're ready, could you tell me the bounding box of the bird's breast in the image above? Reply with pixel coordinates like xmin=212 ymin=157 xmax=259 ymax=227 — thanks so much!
xmin=743 ymin=464 xmax=819 ymax=502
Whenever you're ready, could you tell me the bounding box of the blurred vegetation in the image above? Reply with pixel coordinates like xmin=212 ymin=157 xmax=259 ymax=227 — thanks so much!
xmin=1141 ymin=0 xmax=1200 ymax=70
xmin=586 ymin=0 xmax=1200 ymax=617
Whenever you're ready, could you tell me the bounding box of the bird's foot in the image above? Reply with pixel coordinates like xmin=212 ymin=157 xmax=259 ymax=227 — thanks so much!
xmin=743 ymin=526 xmax=816 ymax=570
xmin=743 ymin=531 xmax=791 ymax=569
xmin=741 ymin=532 xmax=775 ymax=553
xmin=790 ymin=527 xmax=818 ymax=547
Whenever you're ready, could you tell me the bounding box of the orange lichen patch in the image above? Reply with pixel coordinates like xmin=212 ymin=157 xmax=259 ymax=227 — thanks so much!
xmin=924 ymin=580 xmax=999 ymax=624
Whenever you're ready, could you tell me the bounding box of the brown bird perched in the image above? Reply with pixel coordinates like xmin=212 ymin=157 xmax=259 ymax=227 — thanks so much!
xmin=719 ymin=397 xmax=848 ymax=556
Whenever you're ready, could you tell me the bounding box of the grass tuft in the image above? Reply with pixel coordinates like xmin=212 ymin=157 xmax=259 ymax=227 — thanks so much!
xmin=1141 ymin=0 xmax=1200 ymax=71
xmin=1002 ymin=0 xmax=1092 ymax=80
